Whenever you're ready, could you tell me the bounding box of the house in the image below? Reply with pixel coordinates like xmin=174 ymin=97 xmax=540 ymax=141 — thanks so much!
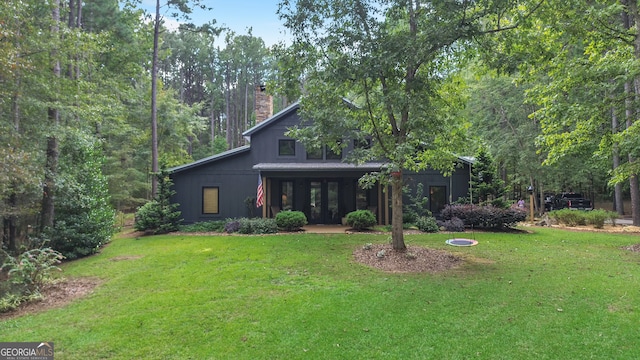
xmin=170 ymin=89 xmax=472 ymax=225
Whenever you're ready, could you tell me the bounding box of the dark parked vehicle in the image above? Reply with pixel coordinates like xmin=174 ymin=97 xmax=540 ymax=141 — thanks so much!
xmin=552 ymin=192 xmax=593 ymax=211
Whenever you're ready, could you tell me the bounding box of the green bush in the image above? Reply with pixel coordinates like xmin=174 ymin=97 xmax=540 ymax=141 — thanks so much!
xmin=47 ymin=131 xmax=115 ymax=259
xmin=1 ymin=248 xmax=64 ymax=292
xmin=549 ymin=209 xmax=587 ymax=227
xmin=238 ymin=218 xmax=278 ymax=234
xmin=441 ymin=204 xmax=526 ymax=229
xmin=345 ymin=210 xmax=377 ymax=230
xmin=584 ymin=209 xmax=615 ymax=229
xmin=180 ymin=220 xmax=226 ymax=233
xmin=1 ymin=247 xmax=64 ymax=313
xmin=134 ymin=169 xmax=182 ymax=235
xmin=275 ymin=211 xmax=308 ymax=231
xmin=416 ymin=216 xmax=439 ymax=233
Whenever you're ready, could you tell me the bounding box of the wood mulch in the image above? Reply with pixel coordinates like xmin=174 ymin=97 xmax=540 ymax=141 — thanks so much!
xmin=352 ymin=243 xmax=463 ymax=273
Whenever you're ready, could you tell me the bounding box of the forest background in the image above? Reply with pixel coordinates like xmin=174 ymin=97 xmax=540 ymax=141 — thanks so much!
xmin=2 ymin=0 xmax=640 ymax=255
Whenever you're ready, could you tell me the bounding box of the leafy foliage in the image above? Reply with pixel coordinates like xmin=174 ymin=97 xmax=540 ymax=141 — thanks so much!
xmin=438 ymin=217 xmax=466 ymax=233
xmin=416 ymin=216 xmax=440 ymax=233
xmin=275 ymin=211 xmax=308 ymax=231
xmin=345 ymin=210 xmax=377 ymax=231
xmin=469 ymin=147 xmax=506 ymax=205
xmin=441 ymin=204 xmax=526 ymax=229
xmin=549 ymin=209 xmax=618 ymax=229
xmin=224 ymin=220 xmax=241 ymax=233
xmin=48 ymin=132 xmax=116 ymax=260
xmin=238 ymin=218 xmax=278 ymax=234
xmin=403 ymin=183 xmax=431 ymax=224
xmin=222 ymin=218 xmax=277 ymax=234
xmin=0 ymin=247 xmax=64 ymax=312
xmin=180 ymin=220 xmax=226 ymax=233
xmin=134 ymin=169 xmax=182 ymax=234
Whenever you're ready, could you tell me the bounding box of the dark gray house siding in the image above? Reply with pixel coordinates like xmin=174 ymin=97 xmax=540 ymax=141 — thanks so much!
xmin=170 ymin=102 xmax=472 ymax=224
xmin=170 ymin=147 xmax=258 ymax=223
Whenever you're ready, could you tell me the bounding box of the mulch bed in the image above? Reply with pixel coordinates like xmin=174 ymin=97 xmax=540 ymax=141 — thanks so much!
xmin=353 ymin=243 xmax=463 ymax=273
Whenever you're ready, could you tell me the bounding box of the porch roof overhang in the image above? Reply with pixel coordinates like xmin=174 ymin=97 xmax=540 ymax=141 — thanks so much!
xmin=253 ymin=162 xmax=386 ymax=172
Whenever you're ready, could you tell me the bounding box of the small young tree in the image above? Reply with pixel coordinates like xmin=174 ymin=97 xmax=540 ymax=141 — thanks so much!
xmin=134 ymin=168 xmax=182 ymax=234
xmin=469 ymin=147 xmax=506 ymax=206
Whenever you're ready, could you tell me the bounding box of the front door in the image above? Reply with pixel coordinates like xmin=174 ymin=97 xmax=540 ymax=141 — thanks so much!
xmin=307 ymin=180 xmax=340 ymax=224
xmin=429 ymin=186 xmax=447 ymax=214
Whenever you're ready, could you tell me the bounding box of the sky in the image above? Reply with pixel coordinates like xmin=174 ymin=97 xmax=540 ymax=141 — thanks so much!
xmin=139 ymin=0 xmax=290 ymax=47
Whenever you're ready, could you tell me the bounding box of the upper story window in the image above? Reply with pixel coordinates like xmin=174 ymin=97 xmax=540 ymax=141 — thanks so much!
xmin=278 ymin=139 xmax=296 ymax=156
xmin=305 ymin=144 xmax=342 ymax=160
xmin=354 ymin=138 xmax=372 ymax=149
xmin=306 ymin=146 xmax=322 ymax=160
xmin=325 ymin=145 xmax=341 ymax=160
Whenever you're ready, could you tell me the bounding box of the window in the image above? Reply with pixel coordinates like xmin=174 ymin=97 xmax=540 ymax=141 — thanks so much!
xmin=281 ymin=181 xmax=294 ymax=210
xmin=306 ymin=146 xmax=322 ymax=159
xmin=325 ymin=145 xmax=342 ymax=160
xmin=279 ymin=139 xmax=296 ymax=156
xmin=354 ymin=138 xmax=372 ymax=149
xmin=202 ymin=187 xmax=219 ymax=214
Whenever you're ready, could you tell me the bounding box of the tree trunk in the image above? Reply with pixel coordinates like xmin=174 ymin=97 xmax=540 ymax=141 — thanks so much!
xmin=623 ymin=0 xmax=640 ymax=226
xmin=150 ymin=0 xmax=161 ymax=197
xmin=41 ymin=0 xmax=61 ymax=231
xmin=4 ymin=192 xmax=18 ymax=254
xmin=391 ymin=172 xmax=406 ymax=251
xmin=225 ymin=64 xmax=232 ymax=149
xmin=611 ymin=106 xmax=624 ymax=214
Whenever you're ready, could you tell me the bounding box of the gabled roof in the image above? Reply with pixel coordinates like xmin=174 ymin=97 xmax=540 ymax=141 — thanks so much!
xmin=242 ymin=101 xmax=300 ymax=141
xmin=169 ymin=145 xmax=251 ymax=174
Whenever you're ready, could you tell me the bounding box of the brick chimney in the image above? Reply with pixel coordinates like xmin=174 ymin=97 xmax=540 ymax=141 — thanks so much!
xmin=255 ymin=84 xmax=273 ymax=124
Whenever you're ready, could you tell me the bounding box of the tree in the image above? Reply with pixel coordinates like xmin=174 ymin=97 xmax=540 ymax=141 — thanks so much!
xmin=149 ymin=0 xmax=211 ymax=197
xmin=469 ymin=147 xmax=506 ymax=206
xmin=481 ymin=0 xmax=640 ymax=223
xmin=277 ymin=0 xmax=540 ymax=250
xmin=134 ymin=168 xmax=182 ymax=234
xmin=48 ymin=131 xmax=115 ymax=260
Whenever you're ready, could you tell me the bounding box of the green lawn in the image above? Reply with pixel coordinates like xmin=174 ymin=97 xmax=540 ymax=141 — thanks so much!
xmin=2 ymin=228 xmax=640 ymax=359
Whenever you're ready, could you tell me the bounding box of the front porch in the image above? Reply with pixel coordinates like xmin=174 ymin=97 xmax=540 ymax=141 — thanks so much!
xmin=258 ymin=173 xmax=389 ymax=226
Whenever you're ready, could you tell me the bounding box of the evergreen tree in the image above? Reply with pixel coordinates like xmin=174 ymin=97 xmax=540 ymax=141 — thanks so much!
xmin=134 ymin=168 xmax=182 ymax=234
xmin=470 ymin=147 xmax=506 ymax=206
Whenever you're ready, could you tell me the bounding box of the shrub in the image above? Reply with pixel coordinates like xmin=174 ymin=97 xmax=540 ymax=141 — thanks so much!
xmin=584 ymin=209 xmax=613 ymax=229
xmin=438 ymin=217 xmax=465 ymax=232
xmin=238 ymin=218 xmax=278 ymax=234
xmin=180 ymin=220 xmax=226 ymax=233
xmin=345 ymin=210 xmax=377 ymax=230
xmin=47 ymin=132 xmax=115 ymax=259
xmin=134 ymin=169 xmax=182 ymax=235
xmin=275 ymin=211 xmax=308 ymax=231
xmin=416 ymin=216 xmax=439 ymax=233
xmin=224 ymin=220 xmax=241 ymax=233
xmin=549 ymin=209 xmax=587 ymax=227
xmin=440 ymin=204 xmax=526 ymax=229
xmin=1 ymin=248 xmax=64 ymax=292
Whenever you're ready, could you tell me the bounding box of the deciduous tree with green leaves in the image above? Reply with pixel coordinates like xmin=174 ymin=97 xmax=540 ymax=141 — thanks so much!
xmin=277 ymin=0 xmax=542 ymax=250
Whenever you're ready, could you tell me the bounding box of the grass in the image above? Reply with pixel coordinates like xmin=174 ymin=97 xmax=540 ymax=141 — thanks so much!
xmin=2 ymin=228 xmax=640 ymax=359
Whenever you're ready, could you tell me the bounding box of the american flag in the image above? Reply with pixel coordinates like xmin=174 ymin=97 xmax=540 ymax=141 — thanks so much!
xmin=256 ymin=174 xmax=264 ymax=208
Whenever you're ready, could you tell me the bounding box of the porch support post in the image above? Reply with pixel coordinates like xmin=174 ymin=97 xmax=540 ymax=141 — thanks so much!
xmin=263 ymin=176 xmax=268 ymax=218
xmin=384 ymin=184 xmax=390 ymax=225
